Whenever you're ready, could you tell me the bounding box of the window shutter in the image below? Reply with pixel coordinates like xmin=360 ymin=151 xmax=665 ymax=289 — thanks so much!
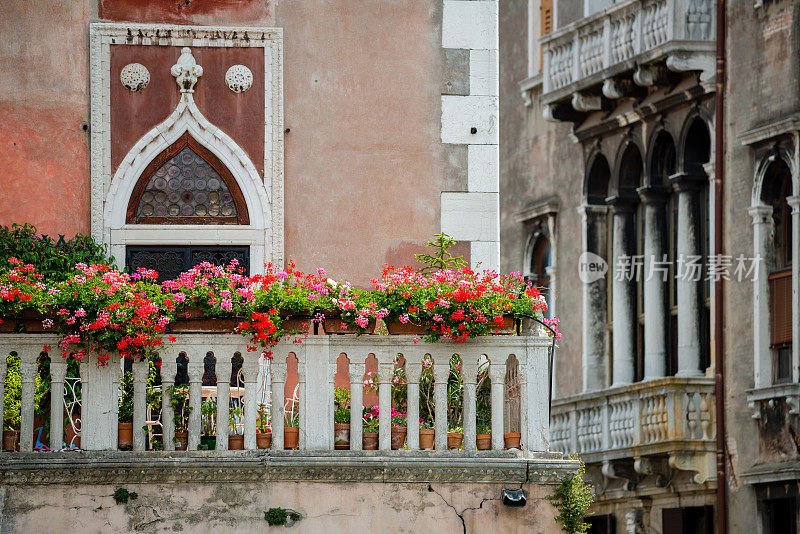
xmin=541 ymin=0 xmax=553 ymax=35
xmin=769 ymin=269 xmax=793 ymax=347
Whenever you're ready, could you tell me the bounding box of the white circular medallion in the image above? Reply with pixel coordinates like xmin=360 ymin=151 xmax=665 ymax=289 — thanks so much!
xmin=120 ymin=63 xmax=150 ymax=92
xmin=225 ymin=65 xmax=253 ymax=93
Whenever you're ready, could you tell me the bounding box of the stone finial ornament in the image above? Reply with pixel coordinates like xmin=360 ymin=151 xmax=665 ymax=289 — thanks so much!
xmin=225 ymin=65 xmax=253 ymax=93
xmin=171 ymin=47 xmax=203 ymax=93
xmin=120 ymin=63 xmax=150 ymax=92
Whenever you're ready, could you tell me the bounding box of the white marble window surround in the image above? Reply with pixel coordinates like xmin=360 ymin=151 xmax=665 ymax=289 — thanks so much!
xmin=89 ymin=23 xmax=284 ymax=274
xmin=748 ymin=149 xmax=800 ymax=392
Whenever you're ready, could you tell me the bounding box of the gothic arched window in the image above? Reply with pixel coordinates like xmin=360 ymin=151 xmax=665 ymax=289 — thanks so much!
xmin=126 ymin=132 xmax=249 ymax=225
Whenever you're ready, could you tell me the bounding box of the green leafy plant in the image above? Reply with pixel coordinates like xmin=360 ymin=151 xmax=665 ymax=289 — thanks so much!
xmin=229 ymin=403 xmax=243 ymax=435
xmin=118 ymin=369 xmax=134 ymax=424
xmin=113 ymin=488 xmax=138 ymax=504
xmin=414 ymin=233 xmax=467 ymax=273
xmin=284 ymin=399 xmax=299 ymax=428
xmin=264 ymin=507 xmax=300 ymax=526
xmin=201 ymin=397 xmax=217 ymax=435
xmin=257 ymin=403 xmax=271 ymax=433
xmin=362 ymin=408 xmax=379 ymax=433
xmin=3 ymin=354 xmax=21 ymax=431
xmin=548 ymin=458 xmax=594 ymax=534
xmin=167 ymin=385 xmax=192 ymax=434
xmin=334 ymin=387 xmax=351 ymax=424
xmin=0 ymin=223 xmax=114 ymax=282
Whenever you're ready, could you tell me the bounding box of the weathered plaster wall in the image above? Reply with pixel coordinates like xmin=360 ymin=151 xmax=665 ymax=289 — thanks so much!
xmin=2 ymin=0 xmax=451 ymax=284
xmin=0 ymin=480 xmax=561 ymax=533
xmin=499 ymin=0 xmax=584 ymax=398
xmin=0 ymin=0 xmax=94 ymax=238
xmin=724 ymin=0 xmax=800 ymax=529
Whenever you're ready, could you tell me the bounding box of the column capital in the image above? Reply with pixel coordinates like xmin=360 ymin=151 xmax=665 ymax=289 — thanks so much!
xmin=270 ymin=361 xmax=287 ymax=382
xmin=669 ymin=171 xmax=706 ymax=191
xmin=404 ymin=363 xmax=422 ymax=384
xmin=187 ymin=359 xmax=204 ymax=383
xmin=787 ymin=195 xmax=800 ymax=211
xmin=748 ymin=204 xmax=774 ymax=223
xmin=377 ymin=362 xmax=394 ymax=384
xmin=433 ymin=364 xmax=450 ymax=383
xmin=349 ymin=363 xmax=366 ymax=382
xmin=606 ymin=194 xmax=638 ymax=212
xmin=637 ymin=184 xmax=671 ymax=203
xmin=488 ymin=362 xmax=506 ymax=384
xmin=577 ymin=202 xmax=609 ymax=218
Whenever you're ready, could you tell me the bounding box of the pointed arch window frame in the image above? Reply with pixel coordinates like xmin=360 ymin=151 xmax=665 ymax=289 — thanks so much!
xmin=126 ymin=132 xmax=250 ymax=225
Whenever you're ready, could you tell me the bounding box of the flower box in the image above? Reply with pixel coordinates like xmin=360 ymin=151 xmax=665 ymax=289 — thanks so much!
xmin=324 ymin=313 xmax=376 ymax=335
xmin=385 ymin=320 xmax=427 ymax=335
xmin=0 ymin=308 xmax=49 ymax=333
xmin=170 ymin=306 xmax=239 ymax=333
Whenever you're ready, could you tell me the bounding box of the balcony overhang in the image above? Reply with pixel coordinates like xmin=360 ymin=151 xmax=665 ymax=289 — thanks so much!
xmin=538 ymin=0 xmax=716 ymax=120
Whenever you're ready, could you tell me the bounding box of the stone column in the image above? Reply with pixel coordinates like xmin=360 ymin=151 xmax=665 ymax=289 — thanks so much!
xmin=80 ymin=356 xmax=120 ymax=450
xmin=750 ymin=205 xmax=774 ymax=388
xmin=462 ymin=358 xmax=478 ymax=451
xmin=433 ymin=361 xmax=450 ymax=450
xmin=349 ymin=362 xmax=365 ymax=451
xmin=789 ymin=196 xmax=800 ymax=383
xmin=489 ymin=359 xmax=505 ymax=450
xmin=638 ymin=186 xmax=670 ymax=380
xmin=132 ymin=358 xmax=148 ymax=451
xmin=671 ymin=173 xmax=705 ymax=377
xmin=215 ymin=356 xmax=232 ymax=451
xmin=608 ymin=197 xmax=638 ymax=386
xmin=49 ymin=359 xmax=67 ymax=451
xmin=187 ymin=352 xmax=204 ymax=451
xmin=242 ymin=352 xmax=260 ymax=450
xmin=270 ymin=358 xmax=287 ymax=450
xmin=160 ymin=356 xmax=178 ymax=451
xmin=405 ymin=360 xmax=421 ymax=451
xmin=378 ymin=359 xmax=393 ymax=451
xmin=19 ymin=347 xmax=38 ymax=452
xmin=578 ymin=203 xmax=609 ymax=391
xmin=521 ymin=338 xmax=551 ymax=452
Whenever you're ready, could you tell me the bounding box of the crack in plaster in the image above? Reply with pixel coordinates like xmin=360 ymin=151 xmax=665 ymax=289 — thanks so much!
xmin=427 ymin=483 xmax=497 ymax=534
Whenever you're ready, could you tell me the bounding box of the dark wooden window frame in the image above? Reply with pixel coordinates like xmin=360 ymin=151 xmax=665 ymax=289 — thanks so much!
xmin=126 ymin=132 xmax=250 ymax=225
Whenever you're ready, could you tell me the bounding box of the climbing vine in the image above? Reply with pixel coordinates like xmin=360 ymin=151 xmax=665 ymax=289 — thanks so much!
xmin=548 ymin=457 xmax=594 ymax=534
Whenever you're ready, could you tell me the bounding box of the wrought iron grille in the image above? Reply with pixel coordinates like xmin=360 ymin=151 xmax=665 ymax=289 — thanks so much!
xmin=125 ymin=245 xmax=250 ymax=283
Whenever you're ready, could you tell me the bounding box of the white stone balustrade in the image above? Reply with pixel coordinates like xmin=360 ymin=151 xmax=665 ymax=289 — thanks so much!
xmin=0 ymin=333 xmax=553 ymax=454
xmin=550 ymin=377 xmax=715 ymax=462
xmin=541 ymin=0 xmax=715 ymax=102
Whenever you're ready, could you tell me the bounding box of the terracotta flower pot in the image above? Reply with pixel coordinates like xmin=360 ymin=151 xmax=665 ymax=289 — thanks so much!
xmin=419 ymin=429 xmax=435 ymax=450
xmin=175 ymin=431 xmax=189 ymax=451
xmin=323 ymin=314 xmax=376 ymax=335
xmin=228 ymin=434 xmax=244 ymax=450
xmin=447 ymin=432 xmax=463 ymax=450
xmin=492 ymin=315 xmax=517 ymax=335
xmin=334 ymin=423 xmax=351 ymax=449
xmin=256 ymin=432 xmax=272 ymax=449
xmin=476 ymin=433 xmax=492 ymax=450
xmin=391 ymin=426 xmax=407 ymax=450
xmin=118 ymin=423 xmax=133 ymax=450
xmin=0 ymin=308 xmax=49 ymax=333
xmin=362 ymin=432 xmax=379 ymax=450
xmin=3 ymin=430 xmax=19 ymax=452
xmin=504 ymin=432 xmax=522 ymax=450
xmin=170 ymin=307 xmax=239 ymax=333
xmin=284 ymin=427 xmax=300 ymax=449
xmin=385 ymin=319 xmax=427 ymax=335
xmin=0 ymin=317 xmax=17 ymax=333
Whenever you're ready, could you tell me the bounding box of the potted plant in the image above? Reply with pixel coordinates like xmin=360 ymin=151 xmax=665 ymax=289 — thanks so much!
xmin=118 ymin=369 xmax=134 ymax=450
xmin=228 ymin=403 xmax=244 ymax=450
xmin=256 ymin=403 xmax=272 ymax=449
xmin=284 ymin=399 xmax=300 ymax=450
xmin=476 ymin=418 xmax=492 ymax=450
xmin=200 ymin=397 xmax=217 ymax=450
xmin=2 ymin=354 xmax=21 ymax=451
xmin=163 ymin=260 xmax=253 ymax=333
xmin=333 ymin=387 xmax=350 ymax=449
xmin=0 ymin=258 xmax=50 ymax=333
xmin=447 ymin=426 xmax=464 ymax=450
xmin=168 ymin=385 xmax=191 ymax=450
xmin=504 ymin=431 xmax=522 ymax=450
xmin=419 ymin=419 xmax=435 ymax=450
xmin=320 ymin=282 xmax=378 ymax=335
xmin=362 ymin=408 xmax=379 ymax=450
xmin=390 ymin=409 xmax=407 ymax=450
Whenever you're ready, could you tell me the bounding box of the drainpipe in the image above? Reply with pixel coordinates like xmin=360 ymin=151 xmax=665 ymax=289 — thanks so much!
xmin=714 ymin=0 xmax=727 ymax=529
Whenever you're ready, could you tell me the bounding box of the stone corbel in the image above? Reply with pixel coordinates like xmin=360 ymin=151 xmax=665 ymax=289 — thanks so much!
xmin=668 ymin=451 xmax=714 ymax=484
xmin=666 ymin=52 xmax=715 ymax=89
xmin=602 ymin=78 xmax=635 ymax=100
xmin=786 ymin=395 xmax=800 ymax=416
xmin=543 ymin=104 xmax=559 ymax=122
xmin=633 ymin=65 xmax=669 ymax=87
xmin=601 ymin=460 xmax=636 ymax=491
xmin=633 ymin=457 xmax=668 ymax=487
xmin=571 ymin=92 xmax=602 ymax=112
xmin=748 ymin=399 xmax=762 ymax=420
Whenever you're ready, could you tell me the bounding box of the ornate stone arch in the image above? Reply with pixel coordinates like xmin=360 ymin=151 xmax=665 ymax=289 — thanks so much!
xmin=751 ymin=146 xmax=799 ymax=207
xmin=644 ymin=128 xmax=677 ymax=187
xmin=583 ymin=150 xmax=612 ymax=204
xmin=676 ymin=110 xmax=714 ymax=173
xmin=610 ymin=138 xmax=645 ymax=198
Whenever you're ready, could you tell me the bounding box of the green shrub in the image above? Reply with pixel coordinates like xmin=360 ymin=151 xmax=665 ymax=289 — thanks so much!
xmin=548 ymin=458 xmax=594 ymax=534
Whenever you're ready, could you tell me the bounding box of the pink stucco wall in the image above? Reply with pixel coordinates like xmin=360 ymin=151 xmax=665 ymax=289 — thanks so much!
xmin=0 ymin=0 xmax=448 ymax=284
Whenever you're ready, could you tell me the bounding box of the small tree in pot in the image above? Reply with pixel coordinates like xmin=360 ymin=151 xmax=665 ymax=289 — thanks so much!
xmin=168 ymin=385 xmax=191 ymax=450
xmin=333 ymin=387 xmax=351 ymax=449
xmin=118 ymin=369 xmax=134 ymax=450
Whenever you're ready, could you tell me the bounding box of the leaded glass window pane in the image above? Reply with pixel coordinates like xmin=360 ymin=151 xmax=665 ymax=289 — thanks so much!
xmin=135 ymin=147 xmax=238 ymax=220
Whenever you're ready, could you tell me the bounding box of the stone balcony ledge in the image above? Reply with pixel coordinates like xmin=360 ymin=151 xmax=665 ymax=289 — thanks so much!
xmin=746 ymin=383 xmax=800 ymax=420
xmin=0 ymin=451 xmax=578 ymax=485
